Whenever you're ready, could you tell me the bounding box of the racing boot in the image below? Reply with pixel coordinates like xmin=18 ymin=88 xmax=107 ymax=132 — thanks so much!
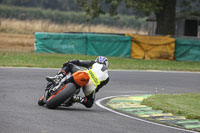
xmin=62 ymin=95 xmax=86 ymax=107
xmin=72 ymin=95 xmax=86 ymax=104
xmin=46 ymin=70 xmax=67 ymax=85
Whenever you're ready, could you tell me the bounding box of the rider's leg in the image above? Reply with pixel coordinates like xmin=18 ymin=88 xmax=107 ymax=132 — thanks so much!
xmin=61 ymin=63 xmax=81 ymax=73
xmin=63 ymin=89 xmax=95 ymax=108
xmin=46 ymin=63 xmax=81 ymax=84
xmin=83 ymin=91 xmax=95 ymax=108
xmin=46 ymin=70 xmax=66 ymax=84
xmin=72 ymin=91 xmax=95 ymax=108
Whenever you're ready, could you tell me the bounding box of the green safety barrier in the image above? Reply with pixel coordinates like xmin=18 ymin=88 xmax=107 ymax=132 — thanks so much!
xmin=175 ymin=38 xmax=200 ymax=62
xmin=87 ymin=34 xmax=132 ymax=58
xmin=35 ymin=32 xmax=132 ymax=58
xmin=35 ymin=32 xmax=87 ymax=55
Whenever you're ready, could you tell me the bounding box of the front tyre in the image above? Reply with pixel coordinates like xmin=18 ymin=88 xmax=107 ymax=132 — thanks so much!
xmin=46 ymin=83 xmax=76 ymax=109
xmin=38 ymin=89 xmax=50 ymax=106
xmin=38 ymin=94 xmax=45 ymax=106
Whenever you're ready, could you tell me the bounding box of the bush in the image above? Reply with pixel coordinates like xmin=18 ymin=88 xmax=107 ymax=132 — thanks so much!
xmin=0 ymin=5 xmax=147 ymax=29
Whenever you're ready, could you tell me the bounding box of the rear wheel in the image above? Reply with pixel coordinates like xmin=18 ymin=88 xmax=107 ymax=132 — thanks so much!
xmin=46 ymin=83 xmax=76 ymax=109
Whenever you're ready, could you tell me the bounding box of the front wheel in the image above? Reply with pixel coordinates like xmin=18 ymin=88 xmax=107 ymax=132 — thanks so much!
xmin=46 ymin=83 xmax=76 ymax=109
xmin=38 ymin=89 xmax=50 ymax=106
xmin=38 ymin=94 xmax=45 ymax=106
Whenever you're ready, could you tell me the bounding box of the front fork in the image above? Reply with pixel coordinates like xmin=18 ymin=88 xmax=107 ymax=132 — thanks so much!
xmin=43 ymin=82 xmax=54 ymax=103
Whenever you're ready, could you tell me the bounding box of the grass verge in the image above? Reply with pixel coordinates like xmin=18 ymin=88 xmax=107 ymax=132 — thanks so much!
xmin=1 ymin=51 xmax=200 ymax=71
xmin=141 ymin=93 xmax=200 ymax=120
xmin=0 ymin=18 xmax=146 ymax=35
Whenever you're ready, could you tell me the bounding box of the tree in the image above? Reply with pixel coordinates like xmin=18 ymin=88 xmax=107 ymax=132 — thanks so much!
xmin=0 ymin=0 xmax=80 ymax=11
xmin=75 ymin=0 xmax=199 ymax=35
xmin=155 ymin=0 xmax=176 ymax=35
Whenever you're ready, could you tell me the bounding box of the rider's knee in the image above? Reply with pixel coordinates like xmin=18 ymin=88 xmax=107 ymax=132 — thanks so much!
xmin=84 ymin=102 xmax=93 ymax=108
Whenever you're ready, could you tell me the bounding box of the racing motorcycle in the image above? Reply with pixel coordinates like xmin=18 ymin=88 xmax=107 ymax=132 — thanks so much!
xmin=38 ymin=71 xmax=88 ymax=109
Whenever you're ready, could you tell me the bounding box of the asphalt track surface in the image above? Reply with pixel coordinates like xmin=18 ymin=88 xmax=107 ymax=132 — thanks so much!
xmin=0 ymin=67 xmax=200 ymax=133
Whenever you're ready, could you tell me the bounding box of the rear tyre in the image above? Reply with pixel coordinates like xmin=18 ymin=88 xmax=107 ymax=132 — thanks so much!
xmin=46 ymin=83 xmax=76 ymax=109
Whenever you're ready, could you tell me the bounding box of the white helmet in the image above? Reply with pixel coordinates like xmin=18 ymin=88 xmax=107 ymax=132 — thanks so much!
xmin=95 ymin=56 xmax=109 ymax=68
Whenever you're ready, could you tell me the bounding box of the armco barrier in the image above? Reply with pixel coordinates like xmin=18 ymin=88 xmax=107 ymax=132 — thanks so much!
xmin=35 ymin=32 xmax=132 ymax=58
xmin=175 ymin=38 xmax=200 ymax=62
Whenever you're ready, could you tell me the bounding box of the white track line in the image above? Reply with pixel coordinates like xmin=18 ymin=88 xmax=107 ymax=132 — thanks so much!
xmin=95 ymin=95 xmax=198 ymax=133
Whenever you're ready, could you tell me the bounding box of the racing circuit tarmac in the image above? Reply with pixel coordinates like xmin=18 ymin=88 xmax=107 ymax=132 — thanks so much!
xmin=0 ymin=67 xmax=200 ymax=133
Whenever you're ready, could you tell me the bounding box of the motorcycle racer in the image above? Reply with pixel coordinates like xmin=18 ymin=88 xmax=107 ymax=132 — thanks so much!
xmin=46 ymin=56 xmax=109 ymax=108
